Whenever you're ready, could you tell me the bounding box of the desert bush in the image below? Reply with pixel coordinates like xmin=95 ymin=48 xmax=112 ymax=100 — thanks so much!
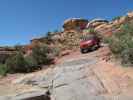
xmin=121 ymin=48 xmax=133 ymax=65
xmin=0 ymin=54 xmax=11 ymax=64
xmin=83 ymin=28 xmax=97 ymax=34
xmin=24 ymin=55 xmax=39 ymax=72
xmin=45 ymin=31 xmax=53 ymax=42
xmin=25 ymin=56 xmax=37 ymax=67
xmin=107 ymin=22 xmax=133 ymax=65
xmin=5 ymin=52 xmax=29 ymax=73
xmin=32 ymin=45 xmax=54 ymax=65
xmin=53 ymin=29 xmax=60 ymax=33
xmin=5 ymin=51 xmax=42 ymax=73
xmin=0 ymin=64 xmax=8 ymax=76
xmin=14 ymin=45 xmax=22 ymax=51
xmin=112 ymin=16 xmax=121 ymax=21
xmin=50 ymin=47 xmax=60 ymax=57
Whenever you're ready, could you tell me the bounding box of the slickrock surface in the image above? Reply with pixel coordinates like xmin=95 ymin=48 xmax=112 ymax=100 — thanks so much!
xmin=1 ymin=47 xmax=133 ymax=100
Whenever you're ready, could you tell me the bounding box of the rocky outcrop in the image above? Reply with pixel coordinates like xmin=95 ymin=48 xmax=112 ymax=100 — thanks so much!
xmin=93 ymin=12 xmax=133 ymax=36
xmin=29 ymin=31 xmax=82 ymax=51
xmin=24 ymin=11 xmax=133 ymax=56
xmin=127 ymin=11 xmax=133 ymax=18
xmin=0 ymin=47 xmax=16 ymax=63
xmin=59 ymin=31 xmax=82 ymax=50
xmin=0 ymin=47 xmax=16 ymax=54
xmin=63 ymin=18 xmax=88 ymax=31
xmin=28 ymin=11 xmax=133 ymax=52
xmin=86 ymin=18 xmax=109 ymax=28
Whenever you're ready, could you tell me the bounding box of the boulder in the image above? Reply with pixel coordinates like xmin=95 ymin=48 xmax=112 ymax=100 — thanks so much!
xmin=127 ymin=11 xmax=133 ymax=18
xmin=51 ymin=34 xmax=61 ymax=41
xmin=95 ymin=23 xmax=108 ymax=30
xmin=94 ymin=23 xmax=114 ymax=36
xmin=91 ymin=22 xmax=107 ymax=28
xmin=63 ymin=18 xmax=88 ymax=31
xmin=93 ymin=17 xmax=129 ymax=36
xmin=112 ymin=16 xmax=128 ymax=26
xmin=118 ymin=16 xmax=127 ymax=24
xmin=87 ymin=18 xmax=109 ymax=28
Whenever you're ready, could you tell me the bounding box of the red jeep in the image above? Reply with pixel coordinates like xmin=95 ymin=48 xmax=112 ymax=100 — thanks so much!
xmin=80 ymin=34 xmax=100 ymax=53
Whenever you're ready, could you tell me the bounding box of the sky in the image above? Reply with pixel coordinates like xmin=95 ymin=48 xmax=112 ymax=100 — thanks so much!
xmin=0 ymin=0 xmax=133 ymax=46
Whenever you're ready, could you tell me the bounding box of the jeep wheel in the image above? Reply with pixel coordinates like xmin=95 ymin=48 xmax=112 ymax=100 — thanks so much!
xmin=80 ymin=48 xmax=87 ymax=54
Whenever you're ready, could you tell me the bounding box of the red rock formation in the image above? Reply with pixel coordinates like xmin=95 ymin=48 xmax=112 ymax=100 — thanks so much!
xmin=63 ymin=18 xmax=88 ymax=31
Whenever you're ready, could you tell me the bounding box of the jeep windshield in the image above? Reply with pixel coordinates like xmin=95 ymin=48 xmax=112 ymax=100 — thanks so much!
xmin=81 ymin=35 xmax=95 ymax=41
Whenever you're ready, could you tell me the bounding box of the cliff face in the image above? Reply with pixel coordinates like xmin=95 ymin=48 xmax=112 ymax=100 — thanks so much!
xmin=0 ymin=47 xmax=17 ymax=63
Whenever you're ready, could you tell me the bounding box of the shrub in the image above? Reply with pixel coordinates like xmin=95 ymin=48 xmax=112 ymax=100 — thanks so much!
xmin=53 ymin=29 xmax=59 ymax=33
xmin=50 ymin=47 xmax=60 ymax=57
xmin=112 ymin=16 xmax=121 ymax=21
xmin=2 ymin=43 xmax=60 ymax=74
xmin=83 ymin=28 xmax=97 ymax=34
xmin=0 ymin=54 xmax=11 ymax=64
xmin=121 ymin=48 xmax=133 ymax=65
xmin=25 ymin=56 xmax=37 ymax=67
xmin=24 ymin=55 xmax=39 ymax=72
xmin=32 ymin=45 xmax=54 ymax=65
xmin=0 ymin=64 xmax=8 ymax=76
xmin=46 ymin=31 xmax=52 ymax=42
xmin=107 ymin=22 xmax=133 ymax=65
xmin=5 ymin=51 xmax=42 ymax=73
xmin=14 ymin=45 xmax=22 ymax=51
xmin=5 ymin=52 xmax=29 ymax=73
